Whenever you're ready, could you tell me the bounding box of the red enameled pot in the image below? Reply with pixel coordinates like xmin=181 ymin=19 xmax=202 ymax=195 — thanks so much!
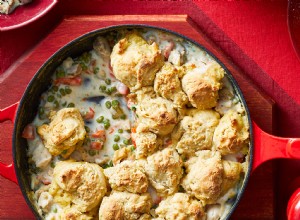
xmin=0 ymin=25 xmax=300 ymax=219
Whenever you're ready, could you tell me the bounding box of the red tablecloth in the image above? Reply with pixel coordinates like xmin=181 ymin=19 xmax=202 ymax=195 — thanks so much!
xmin=1 ymin=1 xmax=300 ymax=219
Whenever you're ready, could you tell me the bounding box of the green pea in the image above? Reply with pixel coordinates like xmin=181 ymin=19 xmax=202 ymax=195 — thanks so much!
xmin=105 ymin=101 xmax=111 ymax=109
xmin=114 ymin=135 xmax=120 ymax=142
xmin=112 ymin=100 xmax=119 ymax=108
xmin=47 ymin=95 xmax=55 ymax=102
xmin=56 ymin=69 xmax=65 ymax=78
xmin=53 ymin=208 xmax=57 ymax=213
xmin=65 ymin=86 xmax=72 ymax=94
xmin=59 ymin=88 xmax=66 ymax=96
xmin=85 ymin=126 xmax=90 ymax=132
xmin=94 ymin=67 xmax=99 ymax=74
xmin=118 ymin=129 xmax=123 ymax=133
xmin=96 ymin=116 xmax=104 ymax=123
xmin=54 ymin=100 xmax=59 ymax=108
xmin=104 ymin=123 xmax=110 ymax=130
xmin=131 ymin=106 xmax=136 ymax=111
xmin=103 ymin=119 xmax=110 ymax=129
xmin=120 ymin=114 xmax=127 ymax=120
xmin=105 ymin=78 xmax=111 ymax=85
xmin=110 ymin=86 xmax=117 ymax=93
xmin=123 ymin=139 xmax=130 ymax=145
xmin=103 ymin=119 xmax=110 ymax=124
xmin=130 ymin=145 xmax=135 ymax=152
xmin=88 ymin=149 xmax=96 ymax=156
xmin=67 ymin=103 xmax=75 ymax=107
xmin=106 ymin=89 xmax=112 ymax=95
xmin=80 ymin=63 xmax=88 ymax=71
xmin=112 ymin=114 xmax=119 ymax=119
xmin=100 ymin=85 xmax=106 ymax=92
xmin=62 ymin=101 xmax=67 ymax=107
xmin=50 ymin=161 xmax=55 ymax=168
xmin=113 ymin=144 xmax=119 ymax=151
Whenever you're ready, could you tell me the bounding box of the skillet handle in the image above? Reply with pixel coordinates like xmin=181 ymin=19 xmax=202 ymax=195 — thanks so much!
xmin=0 ymin=102 xmax=19 ymax=184
xmin=287 ymin=188 xmax=300 ymax=220
xmin=252 ymin=121 xmax=300 ymax=171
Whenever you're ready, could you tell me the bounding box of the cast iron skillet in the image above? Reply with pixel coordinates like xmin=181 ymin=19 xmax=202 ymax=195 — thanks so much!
xmin=0 ymin=25 xmax=300 ymax=219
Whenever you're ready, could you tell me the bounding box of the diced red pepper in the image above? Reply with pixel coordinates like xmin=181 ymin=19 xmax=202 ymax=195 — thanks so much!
xmin=90 ymin=141 xmax=103 ymax=150
xmin=22 ymin=124 xmax=35 ymax=139
xmin=84 ymin=107 xmax=95 ymax=120
xmin=91 ymin=129 xmax=106 ymax=140
xmin=131 ymin=127 xmax=136 ymax=133
xmin=54 ymin=76 xmax=82 ymax=86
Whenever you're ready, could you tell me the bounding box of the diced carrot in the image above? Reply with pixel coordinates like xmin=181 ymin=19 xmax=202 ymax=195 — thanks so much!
xmin=84 ymin=107 xmax=95 ymax=120
xmin=22 ymin=124 xmax=35 ymax=139
xmin=131 ymin=127 xmax=136 ymax=133
xmin=90 ymin=141 xmax=103 ymax=150
xmin=91 ymin=129 xmax=106 ymax=140
xmin=54 ymin=76 xmax=82 ymax=86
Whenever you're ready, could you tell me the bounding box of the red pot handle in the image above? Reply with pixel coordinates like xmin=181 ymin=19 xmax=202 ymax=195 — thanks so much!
xmin=0 ymin=102 xmax=19 ymax=184
xmin=252 ymin=121 xmax=300 ymax=171
xmin=287 ymin=188 xmax=300 ymax=220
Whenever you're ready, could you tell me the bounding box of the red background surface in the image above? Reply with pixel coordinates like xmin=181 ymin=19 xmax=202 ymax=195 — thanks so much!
xmin=1 ymin=0 xmax=300 ymax=219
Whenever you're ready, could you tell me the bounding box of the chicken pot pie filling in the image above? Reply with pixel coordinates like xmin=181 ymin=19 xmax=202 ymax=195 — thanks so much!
xmin=23 ymin=28 xmax=250 ymax=220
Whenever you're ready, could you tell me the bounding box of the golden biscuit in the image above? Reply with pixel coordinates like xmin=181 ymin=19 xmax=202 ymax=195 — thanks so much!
xmin=37 ymin=108 xmax=86 ymax=158
xmin=213 ymin=110 xmax=249 ymax=155
xmin=104 ymin=160 xmax=148 ymax=194
xmin=182 ymin=150 xmax=223 ymax=205
xmin=182 ymin=63 xmax=224 ymax=109
xmin=99 ymin=191 xmax=152 ymax=220
xmin=172 ymin=109 xmax=220 ymax=157
xmin=145 ymin=148 xmax=183 ymax=196
xmin=156 ymin=193 xmax=205 ymax=220
xmin=154 ymin=62 xmax=188 ymax=108
xmin=51 ymin=161 xmax=107 ymax=212
xmin=111 ymin=33 xmax=164 ymax=91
